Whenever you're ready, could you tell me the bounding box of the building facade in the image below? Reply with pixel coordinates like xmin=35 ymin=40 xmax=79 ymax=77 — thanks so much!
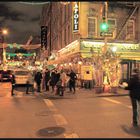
xmin=41 ymin=2 xmax=140 ymax=82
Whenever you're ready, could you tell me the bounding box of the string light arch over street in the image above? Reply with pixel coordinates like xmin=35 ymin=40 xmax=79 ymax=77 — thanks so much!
xmin=19 ymin=2 xmax=50 ymax=5
xmin=19 ymin=1 xmax=71 ymax=5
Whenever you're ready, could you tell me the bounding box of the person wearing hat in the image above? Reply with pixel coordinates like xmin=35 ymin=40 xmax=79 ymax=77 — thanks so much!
xmin=125 ymin=68 xmax=140 ymax=127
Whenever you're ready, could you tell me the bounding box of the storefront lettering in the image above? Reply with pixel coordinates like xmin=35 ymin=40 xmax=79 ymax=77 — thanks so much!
xmin=121 ymin=45 xmax=139 ymax=51
xmin=81 ymin=41 xmax=140 ymax=52
xmin=73 ymin=2 xmax=79 ymax=33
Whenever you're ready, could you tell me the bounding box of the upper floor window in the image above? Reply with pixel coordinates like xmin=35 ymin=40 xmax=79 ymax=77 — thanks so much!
xmin=107 ymin=18 xmax=116 ymax=38
xmin=88 ymin=17 xmax=97 ymax=38
xmin=126 ymin=19 xmax=135 ymax=40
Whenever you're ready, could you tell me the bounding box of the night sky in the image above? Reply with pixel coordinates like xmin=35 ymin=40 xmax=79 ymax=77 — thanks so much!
xmin=0 ymin=2 xmax=43 ymax=44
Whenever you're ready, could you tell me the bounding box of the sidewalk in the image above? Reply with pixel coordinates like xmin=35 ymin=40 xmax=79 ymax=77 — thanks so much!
xmin=78 ymin=87 xmax=129 ymax=97
xmin=71 ymin=87 xmax=129 ymax=98
xmin=9 ymin=86 xmax=129 ymax=99
xmin=42 ymin=87 xmax=129 ymax=99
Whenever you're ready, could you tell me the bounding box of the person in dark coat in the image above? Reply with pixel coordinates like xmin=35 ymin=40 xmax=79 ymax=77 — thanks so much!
xmin=55 ymin=70 xmax=61 ymax=95
xmin=67 ymin=70 xmax=77 ymax=93
xmin=55 ymin=70 xmax=60 ymax=85
xmin=34 ymin=70 xmax=42 ymax=92
xmin=10 ymin=71 xmax=16 ymax=96
xmin=45 ymin=69 xmax=51 ymax=91
xmin=49 ymin=70 xmax=56 ymax=93
xmin=125 ymin=68 xmax=140 ymax=127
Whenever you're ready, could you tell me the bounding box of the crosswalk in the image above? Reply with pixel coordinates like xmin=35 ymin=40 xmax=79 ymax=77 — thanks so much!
xmin=43 ymin=99 xmax=80 ymax=138
xmin=103 ymin=97 xmax=132 ymax=109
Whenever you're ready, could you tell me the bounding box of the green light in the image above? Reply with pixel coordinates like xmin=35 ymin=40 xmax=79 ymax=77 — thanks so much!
xmin=100 ymin=22 xmax=108 ymax=32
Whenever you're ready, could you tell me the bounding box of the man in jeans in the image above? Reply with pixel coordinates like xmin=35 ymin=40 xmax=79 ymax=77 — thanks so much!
xmin=125 ymin=68 xmax=140 ymax=127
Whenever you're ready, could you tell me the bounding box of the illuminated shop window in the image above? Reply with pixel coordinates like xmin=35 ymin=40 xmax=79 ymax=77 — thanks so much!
xmin=88 ymin=17 xmax=97 ymax=38
xmin=126 ymin=19 xmax=135 ymax=40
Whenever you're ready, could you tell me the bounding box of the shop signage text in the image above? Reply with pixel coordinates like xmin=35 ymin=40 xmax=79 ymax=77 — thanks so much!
xmin=81 ymin=41 xmax=140 ymax=52
xmin=73 ymin=2 xmax=79 ymax=33
xmin=58 ymin=40 xmax=80 ymax=57
xmin=100 ymin=32 xmax=113 ymax=37
xmin=41 ymin=26 xmax=47 ymax=49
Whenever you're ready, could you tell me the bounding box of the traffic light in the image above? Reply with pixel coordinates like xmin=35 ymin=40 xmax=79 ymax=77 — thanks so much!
xmin=100 ymin=22 xmax=108 ymax=31
xmin=100 ymin=17 xmax=108 ymax=32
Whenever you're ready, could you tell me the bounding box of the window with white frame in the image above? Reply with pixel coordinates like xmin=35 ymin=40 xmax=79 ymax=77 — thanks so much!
xmin=107 ymin=18 xmax=116 ymax=38
xmin=126 ymin=19 xmax=135 ymax=40
xmin=88 ymin=17 xmax=97 ymax=38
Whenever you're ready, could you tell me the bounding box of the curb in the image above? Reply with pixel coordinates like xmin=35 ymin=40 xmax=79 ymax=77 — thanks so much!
xmin=94 ymin=93 xmax=129 ymax=97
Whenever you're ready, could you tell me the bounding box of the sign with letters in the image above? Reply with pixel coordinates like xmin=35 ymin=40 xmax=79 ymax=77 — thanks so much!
xmin=72 ymin=2 xmax=79 ymax=33
xmin=41 ymin=26 xmax=47 ymax=49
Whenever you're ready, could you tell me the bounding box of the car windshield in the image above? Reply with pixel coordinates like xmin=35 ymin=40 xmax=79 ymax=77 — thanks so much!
xmin=15 ymin=71 xmax=28 ymax=75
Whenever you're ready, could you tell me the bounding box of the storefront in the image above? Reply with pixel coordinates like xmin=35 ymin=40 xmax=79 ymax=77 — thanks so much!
xmin=47 ymin=38 xmax=140 ymax=87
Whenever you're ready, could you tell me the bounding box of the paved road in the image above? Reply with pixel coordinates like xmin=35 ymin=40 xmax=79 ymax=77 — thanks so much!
xmin=0 ymin=82 xmax=139 ymax=138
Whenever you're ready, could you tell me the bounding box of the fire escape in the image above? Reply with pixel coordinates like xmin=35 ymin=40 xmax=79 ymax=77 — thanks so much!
xmin=115 ymin=2 xmax=139 ymax=41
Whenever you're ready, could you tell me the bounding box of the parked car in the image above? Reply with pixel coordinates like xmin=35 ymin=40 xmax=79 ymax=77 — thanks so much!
xmin=14 ymin=69 xmax=29 ymax=85
xmin=0 ymin=70 xmax=12 ymax=82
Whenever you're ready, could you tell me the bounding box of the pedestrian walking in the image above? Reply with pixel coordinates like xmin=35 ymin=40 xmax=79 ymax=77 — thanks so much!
xmin=56 ymin=70 xmax=67 ymax=96
xmin=67 ymin=70 xmax=77 ymax=93
xmin=55 ymin=70 xmax=60 ymax=95
xmin=41 ymin=69 xmax=46 ymax=92
xmin=34 ymin=70 xmax=42 ymax=92
xmin=49 ymin=69 xmax=57 ymax=93
xmin=55 ymin=70 xmax=60 ymax=85
xmin=125 ymin=68 xmax=140 ymax=127
xmin=26 ymin=72 xmax=34 ymax=94
xmin=10 ymin=71 xmax=16 ymax=96
xmin=45 ymin=69 xmax=51 ymax=92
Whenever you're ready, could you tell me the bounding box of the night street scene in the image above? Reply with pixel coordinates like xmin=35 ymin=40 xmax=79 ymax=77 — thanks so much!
xmin=0 ymin=1 xmax=140 ymax=138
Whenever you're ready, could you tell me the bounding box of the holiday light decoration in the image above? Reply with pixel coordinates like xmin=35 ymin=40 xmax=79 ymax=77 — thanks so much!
xmin=91 ymin=44 xmax=121 ymax=91
xmin=19 ymin=2 xmax=49 ymax=5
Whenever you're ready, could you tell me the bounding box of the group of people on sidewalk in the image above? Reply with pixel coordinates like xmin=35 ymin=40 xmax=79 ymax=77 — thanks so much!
xmin=10 ymin=68 xmax=77 ymax=97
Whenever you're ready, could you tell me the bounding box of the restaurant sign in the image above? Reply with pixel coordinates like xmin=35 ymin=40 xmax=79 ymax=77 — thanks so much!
xmin=80 ymin=41 xmax=140 ymax=59
xmin=80 ymin=41 xmax=140 ymax=53
xmin=72 ymin=2 xmax=79 ymax=33
xmin=58 ymin=40 xmax=80 ymax=57
xmin=41 ymin=26 xmax=47 ymax=49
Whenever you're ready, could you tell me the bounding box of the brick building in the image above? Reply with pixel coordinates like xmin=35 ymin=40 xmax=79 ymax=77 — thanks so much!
xmin=41 ymin=2 xmax=140 ymax=82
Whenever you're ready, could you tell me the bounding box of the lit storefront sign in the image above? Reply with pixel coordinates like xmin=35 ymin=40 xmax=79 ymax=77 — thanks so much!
xmin=58 ymin=40 xmax=80 ymax=57
xmin=81 ymin=41 xmax=140 ymax=52
xmin=41 ymin=26 xmax=47 ymax=49
xmin=80 ymin=40 xmax=140 ymax=59
xmin=72 ymin=2 xmax=79 ymax=33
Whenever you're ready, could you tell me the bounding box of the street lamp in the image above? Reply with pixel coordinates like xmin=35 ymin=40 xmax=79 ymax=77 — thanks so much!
xmin=2 ymin=29 xmax=8 ymax=35
xmin=2 ymin=29 xmax=8 ymax=65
